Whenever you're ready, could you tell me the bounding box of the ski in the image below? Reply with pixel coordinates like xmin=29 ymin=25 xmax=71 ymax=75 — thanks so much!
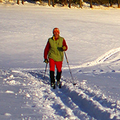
xmin=51 ymin=83 xmax=55 ymax=89
xmin=57 ymin=81 xmax=62 ymax=88
xmin=51 ymin=82 xmax=62 ymax=89
xmin=58 ymin=82 xmax=62 ymax=88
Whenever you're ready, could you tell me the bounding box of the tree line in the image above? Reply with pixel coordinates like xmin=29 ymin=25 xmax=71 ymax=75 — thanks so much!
xmin=17 ymin=0 xmax=120 ymax=8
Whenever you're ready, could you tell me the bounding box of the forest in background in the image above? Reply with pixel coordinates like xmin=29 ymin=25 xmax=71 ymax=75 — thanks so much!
xmin=0 ymin=0 xmax=120 ymax=8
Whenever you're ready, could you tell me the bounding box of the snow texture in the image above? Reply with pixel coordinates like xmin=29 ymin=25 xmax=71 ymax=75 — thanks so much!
xmin=0 ymin=2 xmax=120 ymax=120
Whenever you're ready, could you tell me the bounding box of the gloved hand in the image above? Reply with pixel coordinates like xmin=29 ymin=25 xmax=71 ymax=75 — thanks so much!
xmin=62 ymin=46 xmax=66 ymax=51
xmin=57 ymin=46 xmax=66 ymax=51
xmin=44 ymin=59 xmax=49 ymax=64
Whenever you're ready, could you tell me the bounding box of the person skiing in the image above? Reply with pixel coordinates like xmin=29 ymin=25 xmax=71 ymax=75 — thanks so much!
xmin=44 ymin=28 xmax=68 ymax=89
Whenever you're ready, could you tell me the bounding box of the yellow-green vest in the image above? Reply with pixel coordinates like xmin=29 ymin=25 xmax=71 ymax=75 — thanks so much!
xmin=48 ymin=36 xmax=64 ymax=61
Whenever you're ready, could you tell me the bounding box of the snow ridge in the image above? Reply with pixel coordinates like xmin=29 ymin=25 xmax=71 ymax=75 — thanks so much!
xmin=91 ymin=47 xmax=120 ymax=65
xmin=70 ymin=47 xmax=120 ymax=69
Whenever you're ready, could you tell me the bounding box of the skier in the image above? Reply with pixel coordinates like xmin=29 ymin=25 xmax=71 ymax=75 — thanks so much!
xmin=44 ymin=28 xmax=68 ymax=88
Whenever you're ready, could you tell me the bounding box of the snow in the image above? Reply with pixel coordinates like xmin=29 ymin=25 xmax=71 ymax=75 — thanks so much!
xmin=0 ymin=2 xmax=120 ymax=120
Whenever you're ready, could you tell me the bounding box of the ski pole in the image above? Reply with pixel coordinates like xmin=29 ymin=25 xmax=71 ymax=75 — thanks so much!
xmin=64 ymin=52 xmax=76 ymax=85
xmin=43 ymin=63 xmax=48 ymax=80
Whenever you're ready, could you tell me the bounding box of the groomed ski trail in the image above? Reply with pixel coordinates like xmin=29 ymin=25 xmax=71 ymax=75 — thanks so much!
xmin=27 ymin=70 xmax=89 ymax=120
xmin=69 ymin=47 xmax=120 ymax=69
xmin=27 ymin=70 xmax=120 ymax=120
xmin=2 ymin=69 xmax=120 ymax=120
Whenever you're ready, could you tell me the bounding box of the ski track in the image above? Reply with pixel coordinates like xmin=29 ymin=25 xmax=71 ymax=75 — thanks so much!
xmin=24 ymin=70 xmax=120 ymax=119
xmin=69 ymin=47 xmax=120 ymax=69
xmin=1 ymin=69 xmax=120 ymax=120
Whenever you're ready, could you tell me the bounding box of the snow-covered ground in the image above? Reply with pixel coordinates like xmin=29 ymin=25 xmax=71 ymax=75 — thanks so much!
xmin=0 ymin=2 xmax=120 ymax=120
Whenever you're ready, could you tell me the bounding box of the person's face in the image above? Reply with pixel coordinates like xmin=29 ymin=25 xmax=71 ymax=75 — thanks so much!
xmin=53 ymin=29 xmax=59 ymax=38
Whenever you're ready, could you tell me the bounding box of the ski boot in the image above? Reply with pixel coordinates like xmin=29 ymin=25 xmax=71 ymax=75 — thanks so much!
xmin=56 ymin=71 xmax=62 ymax=88
xmin=50 ymin=71 xmax=55 ymax=89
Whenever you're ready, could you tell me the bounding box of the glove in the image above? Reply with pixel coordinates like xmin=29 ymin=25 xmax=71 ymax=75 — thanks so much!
xmin=62 ymin=46 xmax=66 ymax=51
xmin=44 ymin=59 xmax=49 ymax=64
xmin=57 ymin=46 xmax=66 ymax=51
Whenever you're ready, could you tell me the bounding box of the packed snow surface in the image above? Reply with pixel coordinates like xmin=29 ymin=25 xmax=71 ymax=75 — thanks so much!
xmin=0 ymin=3 xmax=120 ymax=120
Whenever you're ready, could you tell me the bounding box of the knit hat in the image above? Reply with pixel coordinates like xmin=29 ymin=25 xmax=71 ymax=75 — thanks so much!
xmin=53 ymin=28 xmax=60 ymax=34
